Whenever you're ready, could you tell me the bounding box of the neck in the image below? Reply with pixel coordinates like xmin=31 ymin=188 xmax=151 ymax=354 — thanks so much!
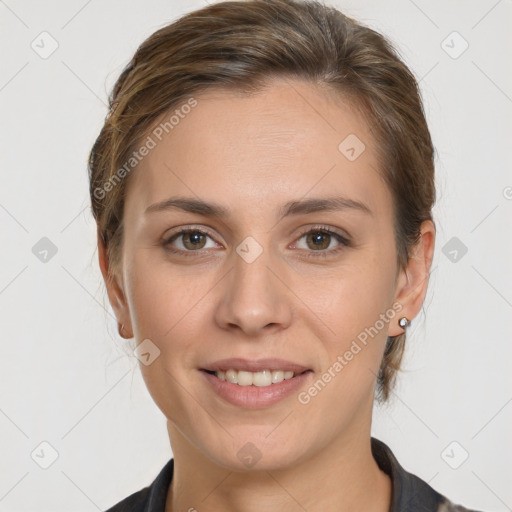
xmin=164 ymin=422 xmax=391 ymax=512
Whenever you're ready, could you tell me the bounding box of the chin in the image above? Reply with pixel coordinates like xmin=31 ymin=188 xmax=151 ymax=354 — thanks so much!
xmin=200 ymin=433 xmax=308 ymax=473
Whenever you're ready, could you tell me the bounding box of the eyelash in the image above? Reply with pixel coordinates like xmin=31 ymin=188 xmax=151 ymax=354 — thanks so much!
xmin=162 ymin=224 xmax=351 ymax=259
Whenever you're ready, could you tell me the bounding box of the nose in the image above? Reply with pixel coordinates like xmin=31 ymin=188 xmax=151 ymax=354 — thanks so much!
xmin=214 ymin=242 xmax=293 ymax=337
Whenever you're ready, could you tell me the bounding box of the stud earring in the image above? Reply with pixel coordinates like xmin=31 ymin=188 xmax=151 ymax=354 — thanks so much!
xmin=398 ymin=317 xmax=409 ymax=329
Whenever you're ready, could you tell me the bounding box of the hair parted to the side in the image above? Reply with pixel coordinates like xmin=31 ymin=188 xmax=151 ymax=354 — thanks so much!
xmin=88 ymin=0 xmax=436 ymax=403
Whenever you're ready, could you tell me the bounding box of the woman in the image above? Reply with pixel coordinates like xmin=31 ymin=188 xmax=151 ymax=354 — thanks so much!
xmin=89 ymin=0 xmax=483 ymax=510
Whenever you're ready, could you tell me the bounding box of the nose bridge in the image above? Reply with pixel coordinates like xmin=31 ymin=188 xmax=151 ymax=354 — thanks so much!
xmin=214 ymin=235 xmax=292 ymax=335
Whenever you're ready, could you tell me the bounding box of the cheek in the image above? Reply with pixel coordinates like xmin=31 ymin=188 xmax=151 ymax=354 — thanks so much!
xmin=124 ymin=250 xmax=205 ymax=339
xmin=303 ymin=251 xmax=397 ymax=373
xmin=294 ymin=266 xmax=395 ymax=429
xmin=312 ymin=255 xmax=395 ymax=327
xmin=123 ymin=255 xmax=210 ymax=419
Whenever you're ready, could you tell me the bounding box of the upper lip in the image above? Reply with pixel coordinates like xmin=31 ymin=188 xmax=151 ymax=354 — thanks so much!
xmin=201 ymin=358 xmax=311 ymax=373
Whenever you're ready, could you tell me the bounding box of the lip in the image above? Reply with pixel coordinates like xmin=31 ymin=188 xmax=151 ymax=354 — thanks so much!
xmin=200 ymin=358 xmax=311 ymax=373
xmin=201 ymin=369 xmax=313 ymax=409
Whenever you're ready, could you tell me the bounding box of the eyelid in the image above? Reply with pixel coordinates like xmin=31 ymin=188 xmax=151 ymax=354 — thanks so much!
xmin=288 ymin=224 xmax=351 ymax=259
xmin=292 ymin=224 xmax=351 ymax=245
xmin=162 ymin=225 xmax=221 ymax=251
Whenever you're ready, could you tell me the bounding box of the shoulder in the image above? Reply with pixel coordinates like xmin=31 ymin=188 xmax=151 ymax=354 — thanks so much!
xmin=417 ymin=475 xmax=485 ymax=512
xmin=435 ymin=497 xmax=484 ymax=512
xmin=103 ymin=458 xmax=174 ymax=512
xmin=371 ymin=437 xmax=485 ymax=512
xmin=103 ymin=487 xmax=150 ymax=512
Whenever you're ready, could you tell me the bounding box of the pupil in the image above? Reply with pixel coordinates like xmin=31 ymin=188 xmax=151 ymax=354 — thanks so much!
xmin=308 ymin=232 xmax=329 ymax=250
xmin=184 ymin=232 xmax=205 ymax=249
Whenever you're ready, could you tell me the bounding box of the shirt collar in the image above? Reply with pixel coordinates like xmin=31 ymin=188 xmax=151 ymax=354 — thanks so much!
xmin=371 ymin=436 xmax=445 ymax=511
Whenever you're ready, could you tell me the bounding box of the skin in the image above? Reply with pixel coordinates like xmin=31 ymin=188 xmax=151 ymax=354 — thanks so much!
xmin=98 ymin=78 xmax=435 ymax=512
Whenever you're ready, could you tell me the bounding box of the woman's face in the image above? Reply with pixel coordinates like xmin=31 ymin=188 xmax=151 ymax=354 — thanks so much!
xmin=102 ymin=79 xmax=432 ymax=470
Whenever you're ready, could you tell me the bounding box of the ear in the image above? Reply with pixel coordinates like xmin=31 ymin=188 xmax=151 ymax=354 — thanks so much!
xmin=388 ymin=220 xmax=436 ymax=337
xmin=97 ymin=229 xmax=133 ymax=338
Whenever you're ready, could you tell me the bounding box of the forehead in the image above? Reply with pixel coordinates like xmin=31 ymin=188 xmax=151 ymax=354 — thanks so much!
xmin=124 ymin=79 xmax=389 ymax=219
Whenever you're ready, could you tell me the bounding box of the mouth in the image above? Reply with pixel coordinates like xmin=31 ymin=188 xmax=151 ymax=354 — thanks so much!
xmin=200 ymin=367 xmax=314 ymax=408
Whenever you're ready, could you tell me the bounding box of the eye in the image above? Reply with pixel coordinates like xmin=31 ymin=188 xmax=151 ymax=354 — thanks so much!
xmin=163 ymin=228 xmax=218 ymax=255
xmin=162 ymin=224 xmax=351 ymax=259
xmin=292 ymin=225 xmax=350 ymax=258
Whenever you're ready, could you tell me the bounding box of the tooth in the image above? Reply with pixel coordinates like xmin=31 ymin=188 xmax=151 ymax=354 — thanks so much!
xmin=253 ymin=370 xmax=272 ymax=387
xmin=214 ymin=369 xmax=298 ymax=385
xmin=225 ymin=369 xmax=238 ymax=384
xmin=271 ymin=370 xmax=284 ymax=383
xmin=237 ymin=371 xmax=253 ymax=386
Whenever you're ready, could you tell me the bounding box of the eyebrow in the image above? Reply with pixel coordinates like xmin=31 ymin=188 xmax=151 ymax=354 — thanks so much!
xmin=144 ymin=195 xmax=373 ymax=219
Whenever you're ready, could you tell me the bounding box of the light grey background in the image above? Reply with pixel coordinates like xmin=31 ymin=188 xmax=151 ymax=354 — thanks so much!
xmin=1 ymin=0 xmax=511 ymax=511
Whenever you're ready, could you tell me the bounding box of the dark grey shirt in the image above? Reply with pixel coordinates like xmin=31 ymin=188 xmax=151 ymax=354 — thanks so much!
xmin=104 ymin=437 xmax=483 ymax=512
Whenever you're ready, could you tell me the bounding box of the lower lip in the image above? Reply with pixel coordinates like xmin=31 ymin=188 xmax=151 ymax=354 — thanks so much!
xmin=201 ymin=370 xmax=313 ymax=409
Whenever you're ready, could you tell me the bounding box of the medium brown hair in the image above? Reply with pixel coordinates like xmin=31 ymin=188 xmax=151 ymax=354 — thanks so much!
xmin=88 ymin=0 xmax=436 ymax=403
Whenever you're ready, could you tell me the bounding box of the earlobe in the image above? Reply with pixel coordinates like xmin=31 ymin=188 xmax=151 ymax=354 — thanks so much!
xmin=389 ymin=221 xmax=436 ymax=337
xmin=97 ymin=230 xmax=134 ymax=338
